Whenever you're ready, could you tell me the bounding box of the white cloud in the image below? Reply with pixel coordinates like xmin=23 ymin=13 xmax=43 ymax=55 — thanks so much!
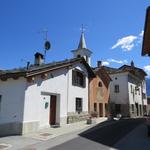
xmin=111 ymin=35 xmax=137 ymax=51
xmin=137 ymin=30 xmax=144 ymax=44
xmin=139 ymin=30 xmax=144 ymax=37
xmin=102 ymin=61 xmax=110 ymax=66
xmin=107 ymin=59 xmax=128 ymax=64
xmin=111 ymin=30 xmax=144 ymax=51
xmin=144 ymin=65 xmax=150 ymax=76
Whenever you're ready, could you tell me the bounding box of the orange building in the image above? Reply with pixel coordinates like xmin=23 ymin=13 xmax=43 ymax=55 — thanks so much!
xmin=89 ymin=61 xmax=111 ymax=117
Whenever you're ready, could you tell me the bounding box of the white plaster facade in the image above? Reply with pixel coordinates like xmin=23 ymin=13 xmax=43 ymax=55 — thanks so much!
xmin=0 ymin=61 xmax=90 ymax=135
xmin=109 ymin=72 xmax=147 ymax=117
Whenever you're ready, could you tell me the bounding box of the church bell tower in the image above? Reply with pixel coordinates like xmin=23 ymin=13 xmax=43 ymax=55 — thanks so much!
xmin=72 ymin=30 xmax=92 ymax=66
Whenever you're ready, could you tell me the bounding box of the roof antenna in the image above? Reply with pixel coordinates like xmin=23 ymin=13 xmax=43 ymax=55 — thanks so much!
xmin=41 ymin=29 xmax=51 ymax=63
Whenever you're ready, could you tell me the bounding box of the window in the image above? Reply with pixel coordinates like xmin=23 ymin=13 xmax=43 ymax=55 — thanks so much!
xmin=135 ymin=87 xmax=137 ymax=95
xmin=138 ymin=90 xmax=140 ymax=95
xmin=98 ymin=81 xmax=102 ymax=87
xmin=76 ymin=98 xmax=82 ymax=113
xmin=72 ymin=70 xmax=86 ymax=87
xmin=142 ymin=93 xmax=146 ymax=99
xmin=0 ymin=95 xmax=2 ymax=112
xmin=131 ymin=85 xmax=133 ymax=93
xmin=131 ymin=104 xmax=134 ymax=113
xmin=114 ymin=85 xmax=119 ymax=93
xmin=77 ymin=54 xmax=81 ymax=58
xmin=140 ymin=105 xmax=142 ymax=116
xmin=94 ymin=103 xmax=97 ymax=112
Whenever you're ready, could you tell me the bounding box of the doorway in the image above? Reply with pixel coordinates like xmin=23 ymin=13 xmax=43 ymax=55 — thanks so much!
xmin=50 ymin=95 xmax=57 ymax=125
xmin=135 ymin=103 xmax=139 ymax=116
xmin=99 ymin=103 xmax=103 ymax=117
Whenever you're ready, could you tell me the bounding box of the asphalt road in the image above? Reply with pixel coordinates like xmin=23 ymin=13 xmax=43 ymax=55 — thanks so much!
xmin=48 ymin=118 xmax=145 ymax=150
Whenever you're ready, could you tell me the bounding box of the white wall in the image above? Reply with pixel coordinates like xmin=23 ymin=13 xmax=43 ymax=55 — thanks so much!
xmin=142 ymin=80 xmax=147 ymax=105
xmin=67 ymin=63 xmax=89 ymax=113
xmin=0 ymin=62 xmax=89 ymax=128
xmin=109 ymin=72 xmax=145 ymax=106
xmin=23 ymin=63 xmax=89 ymax=127
xmin=39 ymin=94 xmax=50 ymax=128
xmin=109 ymin=73 xmax=129 ymax=104
xmin=0 ymin=77 xmax=26 ymax=124
xmin=128 ymin=82 xmax=142 ymax=105
xmin=23 ymin=68 xmax=68 ymax=126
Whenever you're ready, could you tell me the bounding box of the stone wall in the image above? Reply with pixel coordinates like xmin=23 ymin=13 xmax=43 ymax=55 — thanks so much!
xmin=67 ymin=112 xmax=89 ymax=123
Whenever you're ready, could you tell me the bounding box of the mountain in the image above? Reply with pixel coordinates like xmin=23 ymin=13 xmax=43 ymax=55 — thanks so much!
xmin=146 ymin=78 xmax=150 ymax=96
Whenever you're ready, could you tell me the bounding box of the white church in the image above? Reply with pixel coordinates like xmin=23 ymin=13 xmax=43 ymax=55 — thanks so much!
xmin=0 ymin=32 xmax=95 ymax=136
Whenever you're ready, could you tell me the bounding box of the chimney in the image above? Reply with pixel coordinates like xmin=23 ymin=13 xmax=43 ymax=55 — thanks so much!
xmin=97 ymin=61 xmax=102 ymax=68
xmin=131 ymin=60 xmax=134 ymax=68
xmin=26 ymin=61 xmax=30 ymax=70
xmin=34 ymin=52 xmax=44 ymax=65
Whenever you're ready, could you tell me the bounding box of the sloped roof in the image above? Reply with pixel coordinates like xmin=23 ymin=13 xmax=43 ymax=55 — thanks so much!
xmin=142 ymin=6 xmax=150 ymax=56
xmin=93 ymin=66 xmax=112 ymax=81
xmin=93 ymin=66 xmax=112 ymax=87
xmin=78 ymin=32 xmax=87 ymax=49
xmin=102 ymin=66 xmax=119 ymax=74
xmin=0 ymin=57 xmax=95 ymax=79
xmin=119 ymin=65 xmax=147 ymax=76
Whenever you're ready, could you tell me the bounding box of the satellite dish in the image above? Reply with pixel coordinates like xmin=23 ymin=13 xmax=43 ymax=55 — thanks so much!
xmin=45 ymin=41 xmax=51 ymax=50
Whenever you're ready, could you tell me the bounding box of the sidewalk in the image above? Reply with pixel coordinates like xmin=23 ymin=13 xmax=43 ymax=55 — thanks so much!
xmin=0 ymin=117 xmax=107 ymax=150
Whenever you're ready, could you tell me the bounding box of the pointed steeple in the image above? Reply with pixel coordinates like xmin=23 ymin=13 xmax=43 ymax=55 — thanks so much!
xmin=78 ymin=32 xmax=87 ymax=49
xmin=71 ymin=25 xmax=92 ymax=66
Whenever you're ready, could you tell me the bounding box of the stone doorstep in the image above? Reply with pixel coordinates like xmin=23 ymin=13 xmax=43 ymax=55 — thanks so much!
xmin=30 ymin=133 xmax=53 ymax=141
xmin=0 ymin=143 xmax=12 ymax=150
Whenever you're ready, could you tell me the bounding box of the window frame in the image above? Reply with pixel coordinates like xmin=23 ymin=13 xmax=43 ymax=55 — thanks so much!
xmin=98 ymin=81 xmax=102 ymax=87
xmin=72 ymin=69 xmax=86 ymax=88
xmin=94 ymin=103 xmax=97 ymax=112
xmin=114 ymin=85 xmax=120 ymax=93
xmin=75 ymin=98 xmax=82 ymax=114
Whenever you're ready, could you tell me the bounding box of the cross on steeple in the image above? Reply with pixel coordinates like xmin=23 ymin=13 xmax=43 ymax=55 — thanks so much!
xmin=80 ymin=24 xmax=86 ymax=33
xmin=78 ymin=25 xmax=87 ymax=49
xmin=71 ymin=25 xmax=92 ymax=66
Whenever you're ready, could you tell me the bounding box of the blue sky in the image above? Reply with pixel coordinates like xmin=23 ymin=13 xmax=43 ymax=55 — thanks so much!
xmin=0 ymin=0 xmax=149 ymax=76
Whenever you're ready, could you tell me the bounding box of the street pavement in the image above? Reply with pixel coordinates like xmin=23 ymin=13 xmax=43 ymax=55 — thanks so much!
xmin=114 ymin=122 xmax=150 ymax=150
xmin=47 ymin=118 xmax=146 ymax=150
xmin=0 ymin=118 xmax=107 ymax=150
xmin=0 ymin=118 xmax=149 ymax=150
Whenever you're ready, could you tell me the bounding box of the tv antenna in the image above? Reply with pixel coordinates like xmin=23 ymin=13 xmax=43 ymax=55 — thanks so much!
xmin=40 ymin=29 xmax=51 ymax=62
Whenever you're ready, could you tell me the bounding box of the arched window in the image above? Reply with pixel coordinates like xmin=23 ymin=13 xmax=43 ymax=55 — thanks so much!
xmin=77 ymin=55 xmax=81 ymax=58
xmin=98 ymin=81 xmax=102 ymax=87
